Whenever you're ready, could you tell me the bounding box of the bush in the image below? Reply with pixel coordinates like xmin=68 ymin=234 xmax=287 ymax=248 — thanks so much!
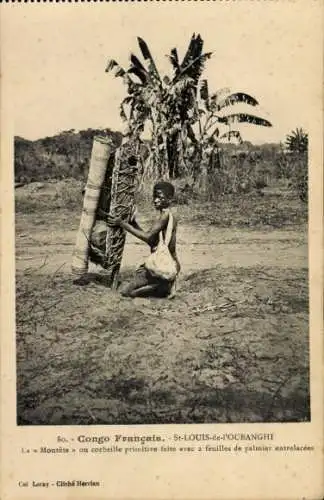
xmin=196 ymin=152 xmax=272 ymax=201
xmin=284 ymin=152 xmax=308 ymax=203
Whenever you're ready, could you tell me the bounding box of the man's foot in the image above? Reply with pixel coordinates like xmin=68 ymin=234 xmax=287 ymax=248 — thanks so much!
xmin=167 ymin=281 xmax=177 ymax=299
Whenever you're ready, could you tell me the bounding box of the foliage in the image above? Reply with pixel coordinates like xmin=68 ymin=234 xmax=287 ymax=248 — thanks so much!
xmin=285 ymin=128 xmax=308 ymax=155
xmin=187 ymin=81 xmax=272 ymax=197
xmin=106 ymin=34 xmax=213 ymax=179
xmin=196 ymin=81 xmax=272 ymax=145
xmin=283 ymin=128 xmax=308 ymax=202
xmin=289 ymin=152 xmax=308 ymax=203
xmin=14 ymin=129 xmax=122 ymax=183
xmin=106 ymin=35 xmax=272 ymax=183
xmin=14 ymin=134 xmax=288 ymax=198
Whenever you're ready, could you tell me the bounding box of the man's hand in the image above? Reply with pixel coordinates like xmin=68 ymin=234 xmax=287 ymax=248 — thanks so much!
xmin=107 ymin=215 xmax=123 ymax=227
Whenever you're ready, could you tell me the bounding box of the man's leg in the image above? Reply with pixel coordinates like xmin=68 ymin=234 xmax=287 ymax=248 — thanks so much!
xmin=120 ymin=267 xmax=174 ymax=298
xmin=124 ymin=283 xmax=160 ymax=298
xmin=120 ymin=266 xmax=159 ymax=298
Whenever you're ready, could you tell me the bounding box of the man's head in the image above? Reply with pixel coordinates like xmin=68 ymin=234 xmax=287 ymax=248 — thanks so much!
xmin=153 ymin=181 xmax=175 ymax=210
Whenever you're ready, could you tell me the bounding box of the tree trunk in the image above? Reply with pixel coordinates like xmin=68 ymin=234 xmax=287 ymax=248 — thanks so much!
xmin=152 ymin=135 xmax=169 ymax=179
xmin=167 ymin=134 xmax=179 ymax=178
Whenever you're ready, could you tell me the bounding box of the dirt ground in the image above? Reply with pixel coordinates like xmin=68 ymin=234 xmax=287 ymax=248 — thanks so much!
xmin=15 ymin=183 xmax=309 ymax=425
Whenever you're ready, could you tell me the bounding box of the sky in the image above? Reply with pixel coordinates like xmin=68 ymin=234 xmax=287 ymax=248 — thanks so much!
xmin=1 ymin=1 xmax=322 ymax=144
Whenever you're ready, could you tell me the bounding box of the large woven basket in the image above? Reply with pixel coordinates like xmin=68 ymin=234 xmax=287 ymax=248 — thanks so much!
xmin=72 ymin=135 xmax=115 ymax=276
xmin=103 ymin=138 xmax=139 ymax=287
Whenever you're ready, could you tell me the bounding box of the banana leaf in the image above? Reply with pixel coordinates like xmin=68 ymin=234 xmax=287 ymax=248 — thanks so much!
xmin=219 ymin=113 xmax=272 ymax=127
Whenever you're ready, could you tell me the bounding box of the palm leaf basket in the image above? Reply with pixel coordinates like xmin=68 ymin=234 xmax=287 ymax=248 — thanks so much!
xmin=72 ymin=135 xmax=139 ymax=287
xmin=72 ymin=135 xmax=115 ymax=276
xmin=103 ymin=138 xmax=139 ymax=287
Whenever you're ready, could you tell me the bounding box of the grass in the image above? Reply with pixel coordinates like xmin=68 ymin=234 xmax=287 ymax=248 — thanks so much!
xmin=178 ymin=192 xmax=307 ymax=228
xmin=15 ymin=178 xmax=307 ymax=230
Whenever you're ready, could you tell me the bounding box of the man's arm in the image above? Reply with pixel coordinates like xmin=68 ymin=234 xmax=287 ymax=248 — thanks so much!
xmin=119 ymin=212 xmax=168 ymax=245
xmin=129 ymin=217 xmax=142 ymax=231
xmin=127 ymin=206 xmax=143 ymax=230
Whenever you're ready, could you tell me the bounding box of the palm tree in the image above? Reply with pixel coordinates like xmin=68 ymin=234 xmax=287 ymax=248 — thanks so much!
xmin=285 ymin=128 xmax=308 ymax=155
xmin=285 ymin=128 xmax=308 ymax=202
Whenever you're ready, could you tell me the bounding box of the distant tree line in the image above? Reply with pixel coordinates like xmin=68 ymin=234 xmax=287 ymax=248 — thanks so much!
xmin=14 ymin=128 xmax=123 ymax=183
xmin=14 ymin=128 xmax=282 ymax=184
xmin=14 ymin=126 xmax=307 ymax=203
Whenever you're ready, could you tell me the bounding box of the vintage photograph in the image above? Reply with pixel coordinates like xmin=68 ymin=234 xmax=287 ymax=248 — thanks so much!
xmin=13 ymin=3 xmax=311 ymax=426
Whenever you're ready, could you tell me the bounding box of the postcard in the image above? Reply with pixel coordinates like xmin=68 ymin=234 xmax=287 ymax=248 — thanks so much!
xmin=1 ymin=1 xmax=323 ymax=499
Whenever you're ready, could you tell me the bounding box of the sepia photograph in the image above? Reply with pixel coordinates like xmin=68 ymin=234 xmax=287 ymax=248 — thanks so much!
xmin=9 ymin=3 xmax=314 ymax=428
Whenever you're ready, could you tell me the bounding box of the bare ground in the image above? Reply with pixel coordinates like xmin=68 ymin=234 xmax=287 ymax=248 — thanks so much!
xmin=15 ymin=183 xmax=309 ymax=425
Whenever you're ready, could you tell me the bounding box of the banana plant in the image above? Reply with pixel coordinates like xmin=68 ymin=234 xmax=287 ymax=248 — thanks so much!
xmin=106 ymin=34 xmax=212 ymax=178
xmin=106 ymin=35 xmax=272 ymax=180
xmin=186 ymin=79 xmax=272 ymax=182
xmin=196 ymin=80 xmax=272 ymax=144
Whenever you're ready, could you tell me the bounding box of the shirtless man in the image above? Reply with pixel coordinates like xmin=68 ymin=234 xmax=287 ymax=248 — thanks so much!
xmin=107 ymin=181 xmax=180 ymax=298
